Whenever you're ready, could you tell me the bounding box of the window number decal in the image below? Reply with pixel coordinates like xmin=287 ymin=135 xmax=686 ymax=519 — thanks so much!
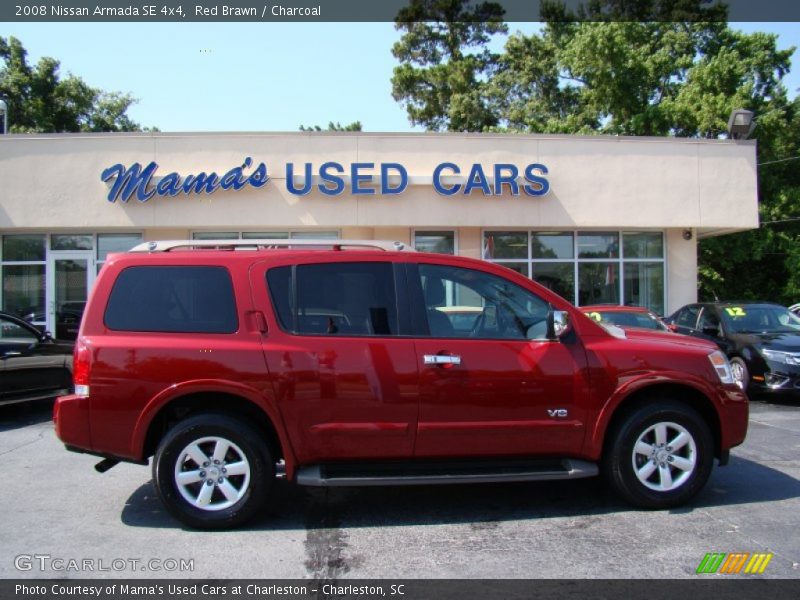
xmin=725 ymin=307 xmax=746 ymax=317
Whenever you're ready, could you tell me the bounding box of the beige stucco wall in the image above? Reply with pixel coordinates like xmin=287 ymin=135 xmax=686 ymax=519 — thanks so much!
xmin=0 ymin=132 xmax=756 ymax=314
xmin=0 ymin=132 xmax=758 ymax=233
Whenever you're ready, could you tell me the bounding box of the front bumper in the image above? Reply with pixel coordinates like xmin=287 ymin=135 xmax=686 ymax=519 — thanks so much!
xmin=750 ymin=360 xmax=800 ymax=398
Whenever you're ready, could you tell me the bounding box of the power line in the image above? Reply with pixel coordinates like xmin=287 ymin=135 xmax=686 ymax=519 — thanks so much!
xmin=758 ymin=156 xmax=800 ymax=166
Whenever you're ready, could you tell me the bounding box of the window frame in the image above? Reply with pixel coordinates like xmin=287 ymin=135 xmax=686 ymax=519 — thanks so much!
xmin=103 ymin=265 xmax=239 ymax=334
xmin=406 ymin=261 xmax=551 ymax=341
xmin=481 ymin=229 xmax=667 ymax=314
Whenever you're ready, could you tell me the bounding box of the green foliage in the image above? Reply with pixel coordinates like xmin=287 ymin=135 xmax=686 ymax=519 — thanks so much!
xmin=391 ymin=0 xmax=507 ymax=131
xmin=299 ymin=121 xmax=363 ymax=132
xmin=0 ymin=36 xmax=143 ymax=132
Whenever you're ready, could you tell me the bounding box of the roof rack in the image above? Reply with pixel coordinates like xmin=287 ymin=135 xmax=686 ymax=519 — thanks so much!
xmin=129 ymin=239 xmax=413 ymax=253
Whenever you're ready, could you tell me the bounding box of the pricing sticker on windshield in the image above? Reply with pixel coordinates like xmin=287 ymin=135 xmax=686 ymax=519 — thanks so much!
xmin=725 ymin=307 xmax=746 ymax=317
xmin=588 ymin=312 xmax=603 ymax=322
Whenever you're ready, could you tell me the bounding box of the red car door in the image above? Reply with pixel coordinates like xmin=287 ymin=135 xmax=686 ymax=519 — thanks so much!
xmin=409 ymin=262 xmax=590 ymax=458
xmin=251 ymin=258 xmax=419 ymax=464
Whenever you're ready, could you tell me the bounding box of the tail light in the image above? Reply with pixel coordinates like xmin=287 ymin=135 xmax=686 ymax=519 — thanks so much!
xmin=73 ymin=340 xmax=91 ymax=397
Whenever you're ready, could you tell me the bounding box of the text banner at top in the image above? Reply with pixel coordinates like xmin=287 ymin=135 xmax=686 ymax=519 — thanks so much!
xmin=3 ymin=0 xmax=800 ymax=22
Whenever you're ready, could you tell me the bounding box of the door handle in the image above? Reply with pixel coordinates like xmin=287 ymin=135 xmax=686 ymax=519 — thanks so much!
xmin=423 ymin=354 xmax=462 ymax=366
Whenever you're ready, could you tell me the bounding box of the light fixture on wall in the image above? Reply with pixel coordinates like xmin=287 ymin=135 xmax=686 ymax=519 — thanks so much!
xmin=0 ymin=97 xmax=7 ymax=135
xmin=727 ymin=109 xmax=755 ymax=140
xmin=682 ymin=229 xmax=693 ymax=241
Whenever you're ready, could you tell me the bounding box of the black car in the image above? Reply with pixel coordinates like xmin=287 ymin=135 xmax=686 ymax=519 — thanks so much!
xmin=666 ymin=302 xmax=800 ymax=397
xmin=0 ymin=311 xmax=73 ymax=405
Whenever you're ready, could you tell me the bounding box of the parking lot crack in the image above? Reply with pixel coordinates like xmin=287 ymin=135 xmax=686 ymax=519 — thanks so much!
xmin=0 ymin=427 xmax=46 ymax=456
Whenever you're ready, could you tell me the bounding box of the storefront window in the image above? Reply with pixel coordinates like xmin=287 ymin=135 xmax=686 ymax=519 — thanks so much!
xmin=242 ymin=232 xmax=290 ymax=239
xmin=98 ymin=234 xmax=143 ymax=261
xmin=624 ymin=262 xmax=665 ymax=316
xmin=483 ymin=231 xmax=528 ymax=259
xmin=1 ymin=264 xmax=45 ymax=319
xmin=3 ymin=235 xmax=46 ymax=261
xmin=51 ymin=235 xmax=93 ymax=251
xmin=482 ymin=230 xmax=665 ymax=314
xmin=193 ymin=232 xmax=240 ymax=240
xmin=579 ymin=263 xmax=620 ymax=305
xmin=289 ymin=231 xmax=339 ymax=240
xmin=532 ymin=232 xmax=574 ymax=259
xmin=578 ymin=232 xmax=619 ymax=259
xmin=414 ymin=231 xmax=455 ymax=255
xmin=623 ymin=232 xmax=663 ymax=259
xmin=532 ymin=263 xmax=575 ymax=302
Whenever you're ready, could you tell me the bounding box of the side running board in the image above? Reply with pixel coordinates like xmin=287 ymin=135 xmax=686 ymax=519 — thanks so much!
xmin=296 ymin=458 xmax=598 ymax=487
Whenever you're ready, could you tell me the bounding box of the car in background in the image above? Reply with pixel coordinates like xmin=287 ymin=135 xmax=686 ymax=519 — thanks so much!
xmin=581 ymin=304 xmax=669 ymax=331
xmin=0 ymin=311 xmax=73 ymax=406
xmin=789 ymin=303 xmax=800 ymax=317
xmin=666 ymin=302 xmax=800 ymax=397
xmin=20 ymin=301 xmax=87 ymax=341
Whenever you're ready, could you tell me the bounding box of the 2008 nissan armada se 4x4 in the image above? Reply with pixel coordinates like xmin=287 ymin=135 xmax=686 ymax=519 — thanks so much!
xmin=54 ymin=239 xmax=748 ymax=529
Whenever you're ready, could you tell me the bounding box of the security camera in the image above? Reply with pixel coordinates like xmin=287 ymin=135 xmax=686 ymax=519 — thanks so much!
xmin=682 ymin=229 xmax=693 ymax=241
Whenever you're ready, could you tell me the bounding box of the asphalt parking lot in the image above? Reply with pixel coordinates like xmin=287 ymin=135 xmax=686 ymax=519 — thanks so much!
xmin=1 ymin=398 xmax=798 ymax=580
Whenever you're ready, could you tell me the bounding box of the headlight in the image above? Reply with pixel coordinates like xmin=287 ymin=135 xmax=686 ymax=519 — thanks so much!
xmin=761 ymin=349 xmax=800 ymax=366
xmin=708 ymin=350 xmax=734 ymax=385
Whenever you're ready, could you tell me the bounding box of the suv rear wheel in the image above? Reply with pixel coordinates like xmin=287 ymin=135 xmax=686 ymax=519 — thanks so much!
xmin=153 ymin=413 xmax=273 ymax=529
xmin=604 ymin=401 xmax=713 ymax=509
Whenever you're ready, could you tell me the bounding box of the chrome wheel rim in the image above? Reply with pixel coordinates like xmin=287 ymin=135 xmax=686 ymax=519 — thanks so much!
xmin=730 ymin=361 xmax=746 ymax=390
xmin=632 ymin=422 xmax=697 ymax=492
xmin=174 ymin=436 xmax=251 ymax=511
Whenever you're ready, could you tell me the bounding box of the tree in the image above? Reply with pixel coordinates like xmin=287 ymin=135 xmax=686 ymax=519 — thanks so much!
xmin=491 ymin=22 xmax=792 ymax=137
xmin=299 ymin=121 xmax=362 ymax=132
xmin=389 ymin=0 xmax=799 ymax=304
xmin=0 ymin=36 xmax=143 ymax=133
xmin=698 ymin=96 xmax=800 ymax=304
xmin=391 ymin=0 xmax=507 ymax=131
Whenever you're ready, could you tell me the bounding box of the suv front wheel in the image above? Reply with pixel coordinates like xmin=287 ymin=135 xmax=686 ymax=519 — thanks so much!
xmin=153 ymin=413 xmax=273 ymax=529
xmin=604 ymin=401 xmax=713 ymax=509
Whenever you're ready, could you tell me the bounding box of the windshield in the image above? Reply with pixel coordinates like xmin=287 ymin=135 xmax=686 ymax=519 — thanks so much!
xmin=721 ymin=305 xmax=800 ymax=334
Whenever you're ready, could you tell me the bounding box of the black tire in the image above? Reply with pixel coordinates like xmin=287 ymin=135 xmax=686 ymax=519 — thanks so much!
xmin=730 ymin=357 xmax=750 ymax=392
xmin=153 ymin=413 xmax=273 ymax=530
xmin=603 ymin=401 xmax=713 ymax=509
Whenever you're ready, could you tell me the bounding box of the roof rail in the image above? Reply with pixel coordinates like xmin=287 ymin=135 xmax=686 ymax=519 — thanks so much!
xmin=129 ymin=239 xmax=413 ymax=253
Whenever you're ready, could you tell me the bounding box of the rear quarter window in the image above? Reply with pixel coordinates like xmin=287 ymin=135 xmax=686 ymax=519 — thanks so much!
xmin=104 ymin=266 xmax=238 ymax=333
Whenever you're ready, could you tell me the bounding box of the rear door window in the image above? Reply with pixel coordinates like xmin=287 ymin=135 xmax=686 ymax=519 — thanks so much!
xmin=267 ymin=262 xmax=398 ymax=336
xmin=104 ymin=266 xmax=238 ymax=333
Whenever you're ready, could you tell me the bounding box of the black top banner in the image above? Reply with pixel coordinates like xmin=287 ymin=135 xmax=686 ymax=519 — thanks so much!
xmin=2 ymin=0 xmax=800 ymax=23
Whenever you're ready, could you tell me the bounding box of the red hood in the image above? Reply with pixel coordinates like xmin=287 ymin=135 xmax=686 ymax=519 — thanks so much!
xmin=622 ymin=327 xmax=718 ymax=350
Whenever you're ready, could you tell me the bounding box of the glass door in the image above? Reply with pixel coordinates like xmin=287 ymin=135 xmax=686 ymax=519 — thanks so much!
xmin=47 ymin=251 xmax=95 ymax=340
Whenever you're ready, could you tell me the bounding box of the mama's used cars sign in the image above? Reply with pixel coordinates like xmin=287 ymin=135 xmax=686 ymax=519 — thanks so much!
xmin=101 ymin=159 xmax=550 ymax=202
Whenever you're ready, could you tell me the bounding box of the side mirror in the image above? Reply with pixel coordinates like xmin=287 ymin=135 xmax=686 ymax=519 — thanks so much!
xmin=546 ymin=308 xmax=571 ymax=340
xmin=702 ymin=325 xmax=720 ymax=337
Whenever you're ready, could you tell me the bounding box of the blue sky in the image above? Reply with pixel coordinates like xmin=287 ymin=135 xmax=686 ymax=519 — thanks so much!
xmin=3 ymin=22 xmax=798 ymax=132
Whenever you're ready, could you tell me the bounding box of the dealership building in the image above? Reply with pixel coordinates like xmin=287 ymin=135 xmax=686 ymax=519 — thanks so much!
xmin=0 ymin=131 xmax=758 ymax=338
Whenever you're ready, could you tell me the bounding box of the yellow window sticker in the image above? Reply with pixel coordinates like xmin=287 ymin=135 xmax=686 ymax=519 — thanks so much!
xmin=725 ymin=307 xmax=746 ymax=317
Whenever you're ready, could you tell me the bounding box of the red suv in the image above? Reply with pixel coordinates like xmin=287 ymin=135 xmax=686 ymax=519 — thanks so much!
xmin=54 ymin=239 xmax=748 ymax=529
